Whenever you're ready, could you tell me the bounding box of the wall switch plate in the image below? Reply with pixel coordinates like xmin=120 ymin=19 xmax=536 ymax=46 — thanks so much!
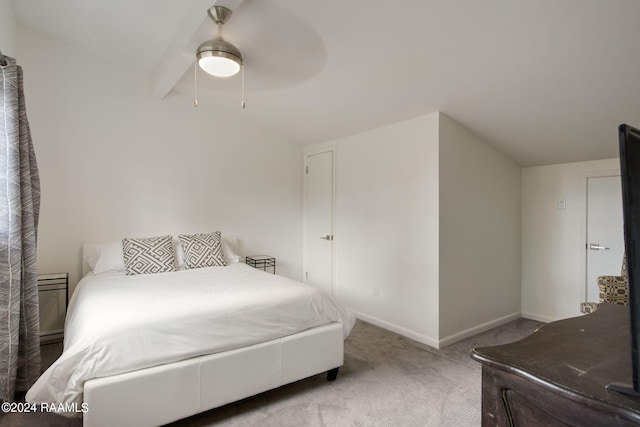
xmin=558 ymin=198 xmax=567 ymax=210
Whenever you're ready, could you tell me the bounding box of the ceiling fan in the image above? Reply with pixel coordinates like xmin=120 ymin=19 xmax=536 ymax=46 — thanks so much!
xmin=196 ymin=6 xmax=243 ymax=78
xmin=186 ymin=1 xmax=326 ymax=109
xmin=194 ymin=5 xmax=245 ymax=108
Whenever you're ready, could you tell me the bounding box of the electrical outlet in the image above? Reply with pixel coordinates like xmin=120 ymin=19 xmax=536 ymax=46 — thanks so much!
xmin=373 ymin=286 xmax=379 ymax=297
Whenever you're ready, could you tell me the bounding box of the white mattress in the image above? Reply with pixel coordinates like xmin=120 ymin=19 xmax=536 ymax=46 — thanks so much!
xmin=26 ymin=263 xmax=355 ymax=411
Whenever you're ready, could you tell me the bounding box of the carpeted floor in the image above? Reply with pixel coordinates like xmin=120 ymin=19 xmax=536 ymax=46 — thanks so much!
xmin=1 ymin=318 xmax=542 ymax=427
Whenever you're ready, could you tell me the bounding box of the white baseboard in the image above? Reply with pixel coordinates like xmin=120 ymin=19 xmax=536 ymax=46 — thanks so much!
xmin=349 ymin=309 xmax=524 ymax=349
xmin=521 ymin=311 xmax=557 ymax=323
xmin=437 ymin=311 xmax=522 ymax=348
xmin=349 ymin=309 xmax=440 ymax=348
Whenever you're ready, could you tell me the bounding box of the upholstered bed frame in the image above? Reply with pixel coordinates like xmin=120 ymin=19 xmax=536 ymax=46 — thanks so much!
xmin=78 ymin=244 xmax=344 ymax=427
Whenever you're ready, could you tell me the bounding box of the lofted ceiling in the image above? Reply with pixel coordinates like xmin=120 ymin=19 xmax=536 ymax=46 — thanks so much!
xmin=10 ymin=0 xmax=640 ymax=166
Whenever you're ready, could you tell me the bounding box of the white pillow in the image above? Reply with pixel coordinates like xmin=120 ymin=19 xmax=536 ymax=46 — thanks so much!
xmin=86 ymin=255 xmax=98 ymax=271
xmin=172 ymin=237 xmax=185 ymax=270
xmin=221 ymin=238 xmax=240 ymax=264
xmin=93 ymin=241 xmax=126 ymax=275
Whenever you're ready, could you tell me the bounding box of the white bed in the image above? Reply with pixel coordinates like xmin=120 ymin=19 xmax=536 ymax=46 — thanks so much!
xmin=26 ymin=242 xmax=355 ymax=427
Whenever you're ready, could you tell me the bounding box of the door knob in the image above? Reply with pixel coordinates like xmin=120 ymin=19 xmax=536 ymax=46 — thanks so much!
xmin=589 ymin=243 xmax=610 ymax=250
xmin=320 ymin=235 xmax=333 ymax=240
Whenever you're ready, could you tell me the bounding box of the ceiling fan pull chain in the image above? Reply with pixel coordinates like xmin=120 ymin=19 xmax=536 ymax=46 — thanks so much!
xmin=241 ymin=64 xmax=245 ymax=109
xmin=194 ymin=60 xmax=199 ymax=108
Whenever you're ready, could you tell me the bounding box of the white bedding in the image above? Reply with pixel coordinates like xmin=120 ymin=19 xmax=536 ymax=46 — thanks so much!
xmin=26 ymin=263 xmax=355 ymax=412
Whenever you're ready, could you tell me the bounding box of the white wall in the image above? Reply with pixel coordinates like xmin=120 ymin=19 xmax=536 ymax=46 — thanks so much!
xmin=18 ymin=26 xmax=303 ymax=293
xmin=439 ymin=114 xmax=521 ymax=341
xmin=0 ymin=0 xmax=16 ymax=57
xmin=315 ymin=112 xmax=521 ymax=347
xmin=335 ymin=113 xmax=441 ymax=345
xmin=522 ymin=158 xmax=619 ymax=322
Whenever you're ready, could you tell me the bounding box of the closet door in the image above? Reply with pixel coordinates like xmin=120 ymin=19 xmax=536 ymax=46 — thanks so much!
xmin=303 ymin=149 xmax=334 ymax=296
xmin=586 ymin=175 xmax=624 ymax=302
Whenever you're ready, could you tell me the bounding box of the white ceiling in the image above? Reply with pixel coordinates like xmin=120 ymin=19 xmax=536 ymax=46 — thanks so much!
xmin=11 ymin=0 xmax=640 ymax=166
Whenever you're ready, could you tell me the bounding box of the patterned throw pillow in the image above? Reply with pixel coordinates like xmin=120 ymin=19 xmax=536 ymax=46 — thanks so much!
xmin=122 ymin=235 xmax=176 ymax=275
xmin=178 ymin=232 xmax=227 ymax=269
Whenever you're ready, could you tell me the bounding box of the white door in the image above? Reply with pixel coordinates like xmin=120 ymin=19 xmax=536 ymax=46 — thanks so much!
xmin=586 ymin=175 xmax=625 ymax=301
xmin=303 ymin=150 xmax=334 ymax=296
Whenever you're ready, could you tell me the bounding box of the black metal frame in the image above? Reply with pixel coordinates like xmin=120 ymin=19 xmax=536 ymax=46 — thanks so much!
xmin=37 ymin=272 xmax=69 ymax=341
xmin=245 ymin=255 xmax=276 ymax=274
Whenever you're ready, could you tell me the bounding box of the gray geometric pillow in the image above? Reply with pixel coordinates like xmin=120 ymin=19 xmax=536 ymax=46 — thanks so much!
xmin=178 ymin=231 xmax=227 ymax=269
xmin=122 ymin=235 xmax=176 ymax=275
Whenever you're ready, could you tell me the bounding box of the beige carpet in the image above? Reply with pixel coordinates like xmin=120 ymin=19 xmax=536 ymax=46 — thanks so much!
xmin=1 ymin=318 xmax=542 ymax=427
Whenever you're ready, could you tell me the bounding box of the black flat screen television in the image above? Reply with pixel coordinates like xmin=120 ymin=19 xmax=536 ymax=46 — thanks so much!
xmin=609 ymin=123 xmax=640 ymax=397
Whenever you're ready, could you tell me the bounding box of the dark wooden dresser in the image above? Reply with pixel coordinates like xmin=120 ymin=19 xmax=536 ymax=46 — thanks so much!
xmin=471 ymin=304 xmax=640 ymax=426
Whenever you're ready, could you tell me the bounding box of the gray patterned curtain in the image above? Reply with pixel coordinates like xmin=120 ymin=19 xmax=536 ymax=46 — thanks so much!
xmin=0 ymin=56 xmax=41 ymax=402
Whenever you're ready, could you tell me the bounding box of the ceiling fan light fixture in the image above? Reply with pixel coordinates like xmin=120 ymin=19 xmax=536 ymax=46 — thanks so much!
xmin=196 ymin=39 xmax=243 ymax=77
xmin=194 ymin=5 xmax=246 ymax=108
xmin=196 ymin=6 xmax=243 ymax=78
xmin=198 ymin=55 xmax=240 ymax=78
